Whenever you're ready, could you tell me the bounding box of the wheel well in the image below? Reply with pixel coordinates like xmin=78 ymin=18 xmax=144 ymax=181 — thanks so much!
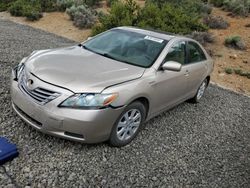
xmin=131 ymin=97 xmax=149 ymax=119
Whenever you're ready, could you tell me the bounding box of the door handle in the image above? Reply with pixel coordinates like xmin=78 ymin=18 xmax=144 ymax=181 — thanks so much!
xmin=184 ymin=70 xmax=189 ymax=76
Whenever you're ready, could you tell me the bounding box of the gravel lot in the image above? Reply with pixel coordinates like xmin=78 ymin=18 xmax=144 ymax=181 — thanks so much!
xmin=0 ymin=19 xmax=250 ymax=188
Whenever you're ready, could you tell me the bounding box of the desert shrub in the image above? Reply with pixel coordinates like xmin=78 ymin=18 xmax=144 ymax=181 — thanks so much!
xmin=0 ymin=0 xmax=16 ymax=12
xmin=107 ymin=0 xmax=119 ymax=7
xmin=66 ymin=5 xmax=97 ymax=28
xmin=40 ymin=0 xmax=57 ymax=12
xmin=0 ymin=3 xmax=9 ymax=12
xmin=56 ymin=0 xmax=75 ymax=11
xmin=92 ymin=0 xmax=207 ymax=36
xmin=234 ymin=68 xmax=243 ymax=75
xmin=225 ymin=67 xmax=233 ymax=74
xmin=223 ymin=0 xmax=250 ymax=17
xmin=239 ymin=71 xmax=250 ymax=79
xmin=26 ymin=10 xmax=43 ymax=21
xmin=9 ymin=0 xmax=41 ymax=17
xmin=146 ymin=0 xmax=212 ymax=16
xmin=231 ymin=69 xmax=250 ymax=78
xmin=203 ymin=15 xmax=229 ymax=29
xmin=225 ymin=35 xmax=246 ymax=50
xmin=200 ymin=3 xmax=213 ymax=15
xmin=83 ymin=0 xmax=101 ymax=7
xmin=210 ymin=0 xmax=224 ymax=7
xmin=187 ymin=31 xmax=214 ymax=45
xmin=137 ymin=3 xmax=208 ymax=34
xmin=212 ymin=0 xmax=250 ymax=16
xmin=92 ymin=0 xmax=139 ymax=35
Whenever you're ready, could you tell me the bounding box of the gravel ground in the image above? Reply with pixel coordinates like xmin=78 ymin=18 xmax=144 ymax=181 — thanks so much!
xmin=0 ymin=19 xmax=250 ymax=188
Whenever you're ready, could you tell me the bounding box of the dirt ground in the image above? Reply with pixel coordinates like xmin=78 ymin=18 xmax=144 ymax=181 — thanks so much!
xmin=208 ymin=8 xmax=250 ymax=95
xmin=0 ymin=11 xmax=91 ymax=41
xmin=0 ymin=3 xmax=249 ymax=95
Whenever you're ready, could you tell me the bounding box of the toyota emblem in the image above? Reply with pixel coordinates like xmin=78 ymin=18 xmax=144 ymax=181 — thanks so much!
xmin=26 ymin=79 xmax=34 ymax=89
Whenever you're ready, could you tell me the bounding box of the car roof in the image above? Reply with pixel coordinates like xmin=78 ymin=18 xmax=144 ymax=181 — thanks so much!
xmin=116 ymin=26 xmax=181 ymax=41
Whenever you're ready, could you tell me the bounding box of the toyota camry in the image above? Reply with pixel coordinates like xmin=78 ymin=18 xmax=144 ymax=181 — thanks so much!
xmin=11 ymin=27 xmax=213 ymax=147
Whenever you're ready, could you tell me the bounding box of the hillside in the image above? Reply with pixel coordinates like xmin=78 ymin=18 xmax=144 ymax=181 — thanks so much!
xmin=0 ymin=1 xmax=249 ymax=94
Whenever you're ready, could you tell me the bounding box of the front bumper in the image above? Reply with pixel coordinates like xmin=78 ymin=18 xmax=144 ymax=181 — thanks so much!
xmin=11 ymin=71 xmax=125 ymax=143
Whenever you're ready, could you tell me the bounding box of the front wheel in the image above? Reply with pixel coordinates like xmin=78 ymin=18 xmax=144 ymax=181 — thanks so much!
xmin=190 ymin=78 xmax=208 ymax=103
xmin=109 ymin=101 xmax=146 ymax=147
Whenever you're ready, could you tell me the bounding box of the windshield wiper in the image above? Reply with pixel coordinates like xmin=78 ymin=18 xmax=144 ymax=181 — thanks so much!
xmin=102 ymin=53 xmax=134 ymax=65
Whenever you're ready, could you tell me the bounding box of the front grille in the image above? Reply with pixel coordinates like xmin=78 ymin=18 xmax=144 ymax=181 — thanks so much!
xmin=19 ymin=71 xmax=60 ymax=105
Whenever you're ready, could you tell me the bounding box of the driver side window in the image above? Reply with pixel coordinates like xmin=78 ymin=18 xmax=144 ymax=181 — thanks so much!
xmin=165 ymin=41 xmax=186 ymax=65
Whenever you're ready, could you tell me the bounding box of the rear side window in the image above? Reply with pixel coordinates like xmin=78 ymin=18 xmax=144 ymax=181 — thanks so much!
xmin=187 ymin=42 xmax=206 ymax=64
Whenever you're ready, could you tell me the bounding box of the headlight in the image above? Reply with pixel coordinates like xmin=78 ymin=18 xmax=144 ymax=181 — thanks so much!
xmin=59 ymin=93 xmax=118 ymax=109
xmin=13 ymin=57 xmax=26 ymax=80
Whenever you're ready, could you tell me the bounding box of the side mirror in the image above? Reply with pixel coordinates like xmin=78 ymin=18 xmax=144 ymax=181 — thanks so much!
xmin=161 ymin=61 xmax=182 ymax=72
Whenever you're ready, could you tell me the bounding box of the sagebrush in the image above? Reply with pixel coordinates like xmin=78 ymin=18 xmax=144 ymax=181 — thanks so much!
xmin=66 ymin=5 xmax=97 ymax=28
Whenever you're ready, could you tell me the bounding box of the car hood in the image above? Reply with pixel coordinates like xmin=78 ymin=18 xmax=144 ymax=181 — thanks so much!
xmin=25 ymin=46 xmax=145 ymax=93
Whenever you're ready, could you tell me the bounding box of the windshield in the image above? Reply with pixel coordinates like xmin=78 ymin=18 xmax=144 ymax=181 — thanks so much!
xmin=83 ymin=29 xmax=168 ymax=68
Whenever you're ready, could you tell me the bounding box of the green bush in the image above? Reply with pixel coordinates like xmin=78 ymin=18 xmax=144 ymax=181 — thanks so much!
xmin=107 ymin=0 xmax=119 ymax=7
xmin=9 ymin=0 xmax=41 ymax=16
xmin=26 ymin=10 xmax=43 ymax=21
xmin=83 ymin=0 xmax=101 ymax=7
xmin=234 ymin=68 xmax=242 ymax=75
xmin=210 ymin=0 xmax=224 ymax=7
xmin=0 ymin=3 xmax=9 ymax=12
xmin=9 ymin=0 xmax=42 ymax=20
xmin=92 ymin=0 xmax=207 ymax=36
xmin=225 ymin=35 xmax=246 ymax=50
xmin=137 ymin=3 xmax=207 ymax=34
xmin=40 ymin=0 xmax=57 ymax=12
xmin=240 ymin=72 xmax=250 ymax=79
xmin=0 ymin=0 xmax=15 ymax=12
xmin=56 ymin=0 xmax=75 ymax=11
xmin=225 ymin=67 xmax=233 ymax=74
xmin=66 ymin=5 xmax=97 ymax=28
xmin=92 ymin=0 xmax=139 ymax=35
xmin=146 ymin=0 xmax=212 ymax=16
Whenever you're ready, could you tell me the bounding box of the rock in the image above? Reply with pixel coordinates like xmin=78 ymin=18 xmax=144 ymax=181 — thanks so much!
xmin=23 ymin=167 xmax=30 ymax=173
xmin=103 ymin=156 xmax=107 ymax=162
xmin=229 ymin=54 xmax=237 ymax=59
xmin=243 ymin=60 xmax=248 ymax=64
xmin=68 ymin=173 xmax=76 ymax=181
xmin=152 ymin=177 xmax=157 ymax=181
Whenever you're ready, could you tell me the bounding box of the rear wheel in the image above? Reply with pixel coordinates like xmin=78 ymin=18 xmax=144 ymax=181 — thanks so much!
xmin=190 ymin=78 xmax=208 ymax=103
xmin=109 ymin=101 xmax=146 ymax=147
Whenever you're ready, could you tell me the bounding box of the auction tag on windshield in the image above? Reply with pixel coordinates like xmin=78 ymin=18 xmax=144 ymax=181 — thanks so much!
xmin=144 ymin=36 xmax=164 ymax=43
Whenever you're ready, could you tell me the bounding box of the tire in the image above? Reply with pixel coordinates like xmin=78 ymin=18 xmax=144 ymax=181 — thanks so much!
xmin=109 ymin=101 xmax=146 ymax=147
xmin=190 ymin=78 xmax=208 ymax=103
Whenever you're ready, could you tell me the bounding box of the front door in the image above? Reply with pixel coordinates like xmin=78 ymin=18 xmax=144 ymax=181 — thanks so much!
xmin=151 ymin=41 xmax=190 ymax=114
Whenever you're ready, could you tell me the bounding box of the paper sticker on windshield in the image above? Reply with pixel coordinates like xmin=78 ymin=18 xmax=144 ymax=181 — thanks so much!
xmin=144 ymin=36 xmax=164 ymax=43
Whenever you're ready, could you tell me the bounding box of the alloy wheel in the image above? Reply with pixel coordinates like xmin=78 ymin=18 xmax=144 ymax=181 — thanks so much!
xmin=116 ymin=109 xmax=142 ymax=141
xmin=197 ymin=80 xmax=207 ymax=100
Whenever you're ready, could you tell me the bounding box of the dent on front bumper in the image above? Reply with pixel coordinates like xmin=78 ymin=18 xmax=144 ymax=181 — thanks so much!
xmin=10 ymin=71 xmax=125 ymax=143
